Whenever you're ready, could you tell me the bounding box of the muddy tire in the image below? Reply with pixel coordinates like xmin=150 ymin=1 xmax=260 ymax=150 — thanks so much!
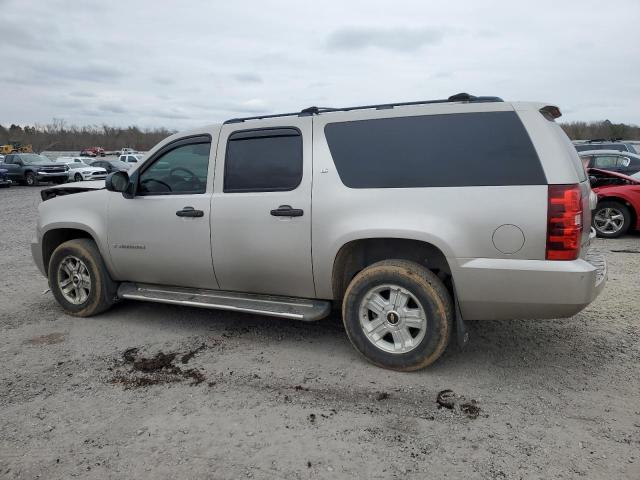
xmin=25 ymin=172 xmax=38 ymax=186
xmin=342 ymin=260 xmax=453 ymax=371
xmin=48 ymin=238 xmax=118 ymax=317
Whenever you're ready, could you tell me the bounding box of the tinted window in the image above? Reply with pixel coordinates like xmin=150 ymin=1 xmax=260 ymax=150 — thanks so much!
xmin=325 ymin=111 xmax=545 ymax=188
xmin=224 ymin=128 xmax=302 ymax=193
xmin=139 ymin=141 xmax=211 ymax=195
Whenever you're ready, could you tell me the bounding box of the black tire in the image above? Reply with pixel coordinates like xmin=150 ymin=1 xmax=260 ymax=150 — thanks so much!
xmin=74 ymin=173 xmax=83 ymax=182
xmin=342 ymin=260 xmax=453 ymax=371
xmin=25 ymin=171 xmax=38 ymax=186
xmin=48 ymin=239 xmax=118 ymax=317
xmin=592 ymin=200 xmax=631 ymax=238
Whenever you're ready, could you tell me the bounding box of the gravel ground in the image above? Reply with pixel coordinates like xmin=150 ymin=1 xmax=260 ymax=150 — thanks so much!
xmin=0 ymin=185 xmax=638 ymax=479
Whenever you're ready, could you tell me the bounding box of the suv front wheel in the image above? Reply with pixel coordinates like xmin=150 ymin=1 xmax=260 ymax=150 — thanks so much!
xmin=342 ymin=260 xmax=453 ymax=371
xmin=48 ymin=239 xmax=118 ymax=317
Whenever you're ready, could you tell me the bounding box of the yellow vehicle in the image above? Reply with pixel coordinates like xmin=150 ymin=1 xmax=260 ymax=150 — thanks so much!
xmin=0 ymin=142 xmax=33 ymax=154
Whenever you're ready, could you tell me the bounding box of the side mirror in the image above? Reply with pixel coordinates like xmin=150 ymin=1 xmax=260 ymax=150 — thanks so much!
xmin=105 ymin=171 xmax=130 ymax=193
xmin=15 ymin=160 xmax=23 ymax=166
xmin=589 ymin=175 xmax=598 ymax=187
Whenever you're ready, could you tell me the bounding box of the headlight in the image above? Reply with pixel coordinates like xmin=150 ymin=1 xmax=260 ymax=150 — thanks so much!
xmin=82 ymin=171 xmax=91 ymax=174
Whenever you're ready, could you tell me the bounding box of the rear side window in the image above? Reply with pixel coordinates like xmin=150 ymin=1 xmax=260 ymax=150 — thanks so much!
xmin=224 ymin=128 xmax=302 ymax=193
xmin=324 ymin=111 xmax=545 ymax=188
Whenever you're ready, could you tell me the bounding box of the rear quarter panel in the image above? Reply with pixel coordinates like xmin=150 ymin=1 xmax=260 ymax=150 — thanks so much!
xmin=311 ymin=103 xmax=549 ymax=300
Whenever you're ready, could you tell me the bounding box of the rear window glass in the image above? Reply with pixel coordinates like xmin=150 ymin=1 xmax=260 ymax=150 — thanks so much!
xmin=324 ymin=111 xmax=546 ymax=188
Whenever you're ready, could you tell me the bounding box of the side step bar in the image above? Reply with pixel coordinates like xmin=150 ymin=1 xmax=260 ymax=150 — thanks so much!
xmin=117 ymin=283 xmax=332 ymax=322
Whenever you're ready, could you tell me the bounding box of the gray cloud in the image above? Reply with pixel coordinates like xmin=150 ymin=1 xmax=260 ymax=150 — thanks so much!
xmin=233 ymin=73 xmax=263 ymax=84
xmin=70 ymin=91 xmax=97 ymax=98
xmin=326 ymin=27 xmax=444 ymax=52
xmin=99 ymin=103 xmax=128 ymax=114
xmin=152 ymin=76 xmax=175 ymax=86
xmin=0 ymin=1 xmax=638 ymax=129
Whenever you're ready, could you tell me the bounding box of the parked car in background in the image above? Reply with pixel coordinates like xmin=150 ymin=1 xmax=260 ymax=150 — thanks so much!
xmin=118 ymin=154 xmax=144 ymax=164
xmin=2 ymin=153 xmax=69 ymax=186
xmin=574 ymin=139 xmax=638 ymax=154
xmin=0 ymin=167 xmax=11 ymax=188
xmin=80 ymin=147 xmax=105 ymax=157
xmin=588 ymin=168 xmax=640 ymax=238
xmin=89 ymin=159 xmax=131 ymax=174
xmin=579 ymin=150 xmax=640 ymax=176
xmin=32 ymin=94 xmax=607 ymax=371
xmin=56 ymin=159 xmax=107 ymax=182
xmin=119 ymin=148 xmax=138 ymax=156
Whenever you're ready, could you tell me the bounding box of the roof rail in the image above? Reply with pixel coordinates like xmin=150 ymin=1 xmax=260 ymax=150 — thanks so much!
xmin=223 ymin=93 xmax=503 ymax=124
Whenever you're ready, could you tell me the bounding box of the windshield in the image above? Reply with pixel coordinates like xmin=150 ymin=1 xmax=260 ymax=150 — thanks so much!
xmin=20 ymin=154 xmax=54 ymax=165
xmin=112 ymin=160 xmax=131 ymax=169
xmin=631 ymin=171 xmax=640 ymax=180
xmin=69 ymin=162 xmax=89 ymax=169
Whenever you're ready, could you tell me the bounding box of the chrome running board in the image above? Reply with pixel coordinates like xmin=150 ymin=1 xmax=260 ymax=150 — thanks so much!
xmin=117 ymin=282 xmax=331 ymax=321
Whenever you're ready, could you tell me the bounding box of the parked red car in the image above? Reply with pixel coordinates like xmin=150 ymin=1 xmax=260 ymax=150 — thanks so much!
xmin=588 ymin=167 xmax=640 ymax=238
xmin=80 ymin=147 xmax=105 ymax=157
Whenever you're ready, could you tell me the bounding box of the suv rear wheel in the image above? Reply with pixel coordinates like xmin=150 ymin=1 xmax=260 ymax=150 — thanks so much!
xmin=592 ymin=200 xmax=631 ymax=238
xmin=48 ymin=239 xmax=118 ymax=317
xmin=342 ymin=260 xmax=453 ymax=371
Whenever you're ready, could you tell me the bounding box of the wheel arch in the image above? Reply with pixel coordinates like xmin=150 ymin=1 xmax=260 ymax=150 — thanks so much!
xmin=331 ymin=238 xmax=452 ymax=303
xmin=42 ymin=227 xmax=98 ymax=276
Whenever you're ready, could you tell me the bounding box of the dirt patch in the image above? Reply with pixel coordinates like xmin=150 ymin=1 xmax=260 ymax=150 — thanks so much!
xmin=181 ymin=343 xmax=206 ymax=364
xmin=110 ymin=346 xmax=207 ymax=389
xmin=24 ymin=333 xmax=65 ymax=345
xmin=437 ymin=389 xmax=482 ymax=419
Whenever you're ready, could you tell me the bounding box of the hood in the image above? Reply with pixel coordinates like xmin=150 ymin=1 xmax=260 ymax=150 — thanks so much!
xmin=588 ymin=168 xmax=640 ymax=184
xmin=41 ymin=180 xmax=105 ymax=201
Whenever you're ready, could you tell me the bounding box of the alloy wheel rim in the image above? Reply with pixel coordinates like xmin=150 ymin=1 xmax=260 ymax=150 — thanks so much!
xmin=594 ymin=207 xmax=624 ymax=234
xmin=57 ymin=255 xmax=91 ymax=305
xmin=358 ymin=284 xmax=427 ymax=354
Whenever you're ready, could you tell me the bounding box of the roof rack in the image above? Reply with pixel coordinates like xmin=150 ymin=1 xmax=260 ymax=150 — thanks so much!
xmin=224 ymin=93 xmax=503 ymax=124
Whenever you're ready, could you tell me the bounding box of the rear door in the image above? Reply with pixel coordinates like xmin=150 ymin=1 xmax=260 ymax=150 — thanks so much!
xmin=210 ymin=118 xmax=315 ymax=298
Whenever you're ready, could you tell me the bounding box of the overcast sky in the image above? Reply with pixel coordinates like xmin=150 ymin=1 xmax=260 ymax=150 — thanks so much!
xmin=1 ymin=0 xmax=639 ymax=130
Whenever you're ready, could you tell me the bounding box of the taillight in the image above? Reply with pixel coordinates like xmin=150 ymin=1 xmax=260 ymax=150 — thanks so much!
xmin=546 ymin=184 xmax=583 ymax=260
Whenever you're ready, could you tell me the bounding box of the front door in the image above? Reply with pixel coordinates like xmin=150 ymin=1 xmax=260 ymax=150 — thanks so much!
xmin=211 ymin=118 xmax=315 ymax=298
xmin=107 ymin=135 xmax=218 ymax=289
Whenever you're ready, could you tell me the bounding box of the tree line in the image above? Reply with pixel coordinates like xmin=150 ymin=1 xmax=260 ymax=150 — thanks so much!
xmin=0 ymin=119 xmax=175 ymax=152
xmin=559 ymin=120 xmax=639 ymax=141
xmin=1 ymin=118 xmax=638 ymax=153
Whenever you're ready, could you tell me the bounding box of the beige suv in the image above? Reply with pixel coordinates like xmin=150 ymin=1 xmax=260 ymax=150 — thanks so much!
xmin=32 ymin=93 xmax=607 ymax=370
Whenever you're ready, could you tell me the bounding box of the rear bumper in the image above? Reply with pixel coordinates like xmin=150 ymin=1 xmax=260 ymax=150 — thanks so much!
xmin=453 ymin=249 xmax=607 ymax=320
